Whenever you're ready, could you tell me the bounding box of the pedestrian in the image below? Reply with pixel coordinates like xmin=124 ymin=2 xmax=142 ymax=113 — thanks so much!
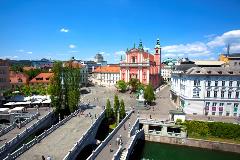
xmin=46 ymin=155 xmax=51 ymax=160
xmin=150 ymin=114 xmax=152 ymax=119
xmin=109 ymin=143 xmax=112 ymax=152
xmin=41 ymin=155 xmax=45 ymax=160
xmin=124 ymin=123 xmax=126 ymax=130
xmin=95 ymin=114 xmax=97 ymax=119
xmin=153 ymin=106 xmax=154 ymax=111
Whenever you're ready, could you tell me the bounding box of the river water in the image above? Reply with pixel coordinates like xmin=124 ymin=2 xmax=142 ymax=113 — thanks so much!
xmin=130 ymin=141 xmax=240 ymax=160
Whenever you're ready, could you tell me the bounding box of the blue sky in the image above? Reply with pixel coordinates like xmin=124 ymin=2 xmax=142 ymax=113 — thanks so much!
xmin=0 ymin=0 xmax=240 ymax=63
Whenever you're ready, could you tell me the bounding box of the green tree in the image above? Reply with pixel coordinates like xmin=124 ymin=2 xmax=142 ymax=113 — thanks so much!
xmin=144 ymin=84 xmax=156 ymax=104
xmin=49 ymin=61 xmax=63 ymax=114
xmin=106 ymin=99 xmax=113 ymax=119
xmin=24 ymin=68 xmax=42 ymax=80
xmin=128 ymin=78 xmax=140 ymax=93
xmin=113 ymin=94 xmax=120 ymax=118
xmin=119 ymin=99 xmax=126 ymax=120
xmin=116 ymin=80 xmax=127 ymax=92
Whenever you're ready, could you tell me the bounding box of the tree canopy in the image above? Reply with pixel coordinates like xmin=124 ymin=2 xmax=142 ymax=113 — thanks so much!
xmin=116 ymin=80 xmax=127 ymax=92
xmin=144 ymin=84 xmax=155 ymax=104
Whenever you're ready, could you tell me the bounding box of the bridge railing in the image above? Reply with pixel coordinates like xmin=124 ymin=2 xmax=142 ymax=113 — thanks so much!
xmin=86 ymin=110 xmax=133 ymax=160
xmin=129 ymin=119 xmax=139 ymax=137
xmin=63 ymin=109 xmax=106 ymax=160
xmin=0 ymin=111 xmax=53 ymax=158
xmin=124 ymin=129 xmax=144 ymax=160
xmin=112 ymin=145 xmax=123 ymax=160
xmin=3 ymin=109 xmax=81 ymax=160
xmin=0 ymin=113 xmax=39 ymax=137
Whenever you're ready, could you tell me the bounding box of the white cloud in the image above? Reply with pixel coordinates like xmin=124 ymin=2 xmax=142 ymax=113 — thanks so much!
xmin=0 ymin=55 xmax=18 ymax=59
xmin=162 ymin=42 xmax=211 ymax=59
xmin=16 ymin=49 xmax=24 ymax=52
xmin=115 ymin=50 xmax=125 ymax=55
xmin=27 ymin=51 xmax=32 ymax=54
xmin=68 ymin=50 xmax=79 ymax=53
xmin=69 ymin=44 xmax=76 ymax=49
xmin=60 ymin=28 xmax=69 ymax=33
xmin=207 ymin=30 xmax=240 ymax=48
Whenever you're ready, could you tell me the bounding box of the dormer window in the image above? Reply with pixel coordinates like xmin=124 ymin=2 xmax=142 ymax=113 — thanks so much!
xmin=218 ymin=71 xmax=222 ymax=74
xmin=196 ymin=71 xmax=200 ymax=73
xmin=207 ymin=71 xmax=211 ymax=74
xmin=228 ymin=71 xmax=233 ymax=74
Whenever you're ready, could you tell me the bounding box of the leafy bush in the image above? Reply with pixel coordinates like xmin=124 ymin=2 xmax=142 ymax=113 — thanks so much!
xmin=184 ymin=120 xmax=240 ymax=140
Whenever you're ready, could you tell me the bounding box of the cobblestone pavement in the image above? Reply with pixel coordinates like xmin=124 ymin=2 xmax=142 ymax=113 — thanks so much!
xmin=0 ymin=107 xmax=52 ymax=147
xmin=95 ymin=113 xmax=137 ymax=160
xmin=17 ymin=106 xmax=102 ymax=160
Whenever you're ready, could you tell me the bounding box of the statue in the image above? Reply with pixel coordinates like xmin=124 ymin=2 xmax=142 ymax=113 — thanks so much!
xmin=138 ymin=89 xmax=144 ymax=101
xmin=136 ymin=89 xmax=146 ymax=109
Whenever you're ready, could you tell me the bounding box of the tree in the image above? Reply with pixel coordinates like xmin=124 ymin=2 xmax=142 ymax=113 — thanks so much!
xmin=116 ymin=80 xmax=127 ymax=92
xmin=24 ymin=68 xmax=42 ymax=80
xmin=49 ymin=61 xmax=63 ymax=114
xmin=128 ymin=78 xmax=140 ymax=93
xmin=119 ymin=99 xmax=126 ymax=120
xmin=114 ymin=94 xmax=120 ymax=118
xmin=106 ymin=99 xmax=114 ymax=124
xmin=144 ymin=84 xmax=156 ymax=104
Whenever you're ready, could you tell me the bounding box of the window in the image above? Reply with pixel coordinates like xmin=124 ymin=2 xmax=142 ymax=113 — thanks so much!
xmin=194 ymin=80 xmax=200 ymax=86
xmin=234 ymin=103 xmax=239 ymax=112
xmin=236 ymin=92 xmax=239 ymax=98
xmin=212 ymin=102 xmax=217 ymax=106
xmin=215 ymin=81 xmax=218 ymax=86
xmin=228 ymin=92 xmax=232 ymax=98
xmin=226 ymin=112 xmax=230 ymax=116
xmin=220 ymin=103 xmax=224 ymax=106
xmin=212 ymin=112 xmax=215 ymax=116
xmin=212 ymin=106 xmax=216 ymax=111
xmin=234 ymin=113 xmax=237 ymax=116
xmin=214 ymin=91 xmax=217 ymax=98
xmin=222 ymin=81 xmax=225 ymax=86
xmin=207 ymin=91 xmax=210 ymax=97
xmin=219 ymin=112 xmax=223 ymax=116
xmin=221 ymin=91 xmax=225 ymax=98
xmin=234 ymin=62 xmax=237 ymax=66
xmin=132 ymin=56 xmax=136 ymax=63
xmin=207 ymin=81 xmax=211 ymax=86
xmin=229 ymin=81 xmax=233 ymax=87
xmin=206 ymin=102 xmax=210 ymax=107
xmin=237 ymin=81 xmax=240 ymax=87
xmin=193 ymin=91 xmax=200 ymax=98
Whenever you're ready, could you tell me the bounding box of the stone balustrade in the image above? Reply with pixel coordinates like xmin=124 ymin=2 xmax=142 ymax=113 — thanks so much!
xmin=0 ymin=113 xmax=39 ymax=137
xmin=63 ymin=109 xmax=106 ymax=160
xmin=0 ymin=111 xmax=53 ymax=159
xmin=129 ymin=119 xmax=139 ymax=137
xmin=3 ymin=109 xmax=80 ymax=160
xmin=86 ymin=110 xmax=133 ymax=160
xmin=112 ymin=146 xmax=122 ymax=160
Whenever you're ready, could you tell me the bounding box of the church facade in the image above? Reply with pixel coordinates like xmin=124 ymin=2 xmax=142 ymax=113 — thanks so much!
xmin=120 ymin=39 xmax=161 ymax=88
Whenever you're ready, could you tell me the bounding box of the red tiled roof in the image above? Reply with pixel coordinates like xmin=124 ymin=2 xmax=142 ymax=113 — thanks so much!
xmin=10 ymin=71 xmax=29 ymax=84
xmin=29 ymin=72 xmax=53 ymax=83
xmin=64 ymin=60 xmax=84 ymax=68
xmin=94 ymin=65 xmax=120 ymax=73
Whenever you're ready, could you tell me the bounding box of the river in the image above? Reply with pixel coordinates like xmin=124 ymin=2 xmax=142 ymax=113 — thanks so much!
xmin=130 ymin=141 xmax=240 ymax=160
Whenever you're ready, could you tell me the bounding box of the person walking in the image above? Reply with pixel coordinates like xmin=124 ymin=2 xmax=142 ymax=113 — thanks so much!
xmin=46 ymin=155 xmax=51 ymax=160
xmin=109 ymin=143 xmax=112 ymax=152
xmin=41 ymin=155 xmax=45 ymax=160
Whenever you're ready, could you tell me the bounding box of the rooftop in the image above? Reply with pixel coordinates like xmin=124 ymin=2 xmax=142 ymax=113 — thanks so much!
xmin=185 ymin=67 xmax=240 ymax=75
xmin=94 ymin=65 xmax=120 ymax=73
xmin=193 ymin=60 xmax=225 ymax=66
xmin=30 ymin=72 xmax=53 ymax=83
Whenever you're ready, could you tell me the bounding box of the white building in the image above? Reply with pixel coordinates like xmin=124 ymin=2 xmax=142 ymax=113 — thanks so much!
xmin=92 ymin=65 xmax=120 ymax=87
xmin=161 ymin=64 xmax=173 ymax=82
xmin=80 ymin=65 xmax=89 ymax=86
xmin=171 ymin=67 xmax=240 ymax=117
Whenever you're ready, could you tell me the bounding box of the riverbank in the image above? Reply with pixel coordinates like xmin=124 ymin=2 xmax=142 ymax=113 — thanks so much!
xmin=131 ymin=141 xmax=240 ymax=160
xmin=145 ymin=134 xmax=240 ymax=154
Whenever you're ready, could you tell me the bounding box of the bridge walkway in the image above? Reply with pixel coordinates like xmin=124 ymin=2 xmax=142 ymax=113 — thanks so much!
xmin=17 ymin=106 xmax=102 ymax=160
xmin=95 ymin=113 xmax=137 ymax=160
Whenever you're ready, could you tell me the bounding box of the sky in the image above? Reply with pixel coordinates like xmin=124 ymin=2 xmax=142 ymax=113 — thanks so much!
xmin=0 ymin=0 xmax=240 ymax=63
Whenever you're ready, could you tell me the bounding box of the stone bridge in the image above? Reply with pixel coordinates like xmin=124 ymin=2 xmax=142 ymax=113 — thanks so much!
xmin=13 ymin=105 xmax=103 ymax=160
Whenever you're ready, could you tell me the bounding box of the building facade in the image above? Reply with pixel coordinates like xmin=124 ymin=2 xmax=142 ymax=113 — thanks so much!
xmin=219 ymin=53 xmax=240 ymax=68
xmin=9 ymin=71 xmax=29 ymax=89
xmin=171 ymin=67 xmax=240 ymax=117
xmin=161 ymin=64 xmax=174 ymax=82
xmin=92 ymin=65 xmax=120 ymax=87
xmin=0 ymin=59 xmax=10 ymax=92
xmin=120 ymin=39 xmax=161 ymax=88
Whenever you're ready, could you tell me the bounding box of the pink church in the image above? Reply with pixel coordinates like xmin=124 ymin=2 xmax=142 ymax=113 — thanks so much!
xmin=120 ymin=39 xmax=161 ymax=88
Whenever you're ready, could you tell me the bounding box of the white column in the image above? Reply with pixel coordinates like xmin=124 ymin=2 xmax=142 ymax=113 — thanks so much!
xmin=140 ymin=69 xmax=142 ymax=83
xmin=147 ymin=69 xmax=149 ymax=84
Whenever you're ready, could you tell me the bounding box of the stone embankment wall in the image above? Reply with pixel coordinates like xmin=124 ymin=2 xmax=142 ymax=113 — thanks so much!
xmin=145 ymin=134 xmax=240 ymax=154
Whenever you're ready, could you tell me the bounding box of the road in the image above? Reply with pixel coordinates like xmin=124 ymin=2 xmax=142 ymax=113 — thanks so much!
xmin=17 ymin=106 xmax=102 ymax=160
